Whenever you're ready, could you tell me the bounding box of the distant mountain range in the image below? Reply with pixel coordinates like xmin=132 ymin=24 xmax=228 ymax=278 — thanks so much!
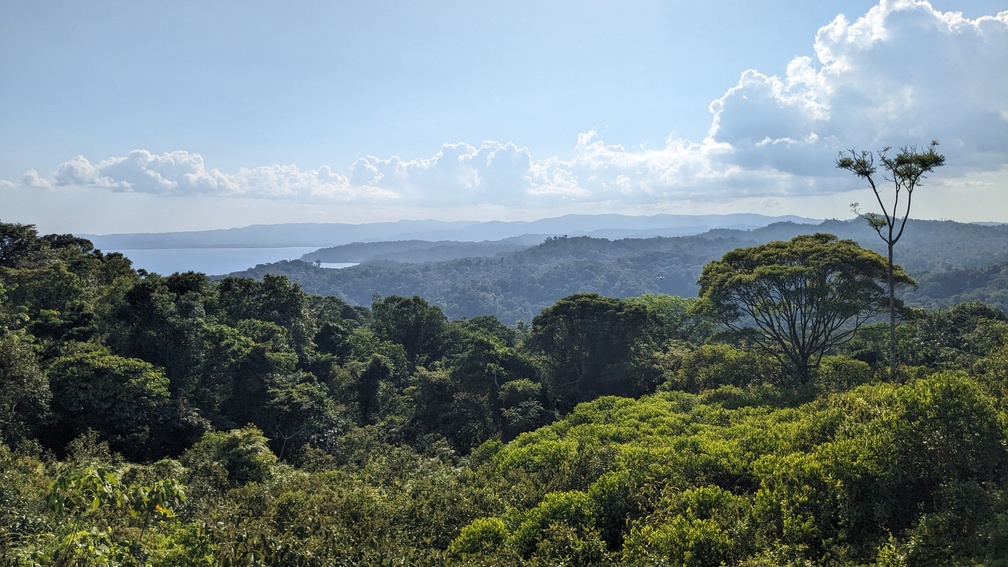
xmin=296 ymin=218 xmax=1008 ymax=272
xmin=226 ymin=218 xmax=1008 ymax=324
xmin=84 ymin=213 xmax=820 ymax=250
xmin=77 ymin=214 xmax=1008 ymax=324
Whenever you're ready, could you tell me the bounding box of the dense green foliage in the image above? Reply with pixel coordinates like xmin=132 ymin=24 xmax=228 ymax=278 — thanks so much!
xmin=2 ymin=220 xmax=1008 ymax=565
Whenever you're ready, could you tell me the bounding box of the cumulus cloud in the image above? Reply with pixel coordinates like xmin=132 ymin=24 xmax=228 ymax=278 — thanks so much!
xmin=709 ymin=0 xmax=1008 ymax=180
xmin=29 ymin=149 xmax=394 ymax=202
xmin=12 ymin=0 xmax=1006 ymax=211
xmin=349 ymin=141 xmax=541 ymax=205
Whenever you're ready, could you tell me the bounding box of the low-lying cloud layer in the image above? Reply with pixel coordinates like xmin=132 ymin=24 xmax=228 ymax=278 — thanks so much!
xmin=11 ymin=1 xmax=1008 ymax=210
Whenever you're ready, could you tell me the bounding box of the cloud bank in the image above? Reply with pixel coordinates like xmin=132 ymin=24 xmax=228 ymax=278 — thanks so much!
xmin=12 ymin=0 xmax=1008 ymax=211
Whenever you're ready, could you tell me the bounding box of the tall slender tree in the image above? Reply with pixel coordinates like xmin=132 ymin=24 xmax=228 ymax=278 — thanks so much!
xmin=836 ymin=141 xmax=945 ymax=379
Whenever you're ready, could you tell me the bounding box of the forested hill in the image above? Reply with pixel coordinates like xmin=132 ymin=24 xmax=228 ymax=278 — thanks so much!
xmin=230 ymin=219 xmax=1008 ymax=323
xmin=231 ymin=235 xmax=743 ymax=324
xmin=302 ymin=235 xmax=545 ymax=264
xmin=716 ymin=218 xmax=1008 ymax=271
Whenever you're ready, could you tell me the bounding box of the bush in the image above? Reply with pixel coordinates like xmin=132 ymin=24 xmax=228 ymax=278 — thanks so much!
xmin=667 ymin=344 xmax=777 ymax=393
xmin=181 ymin=426 xmax=277 ymax=491
xmin=449 ymin=517 xmax=510 ymax=557
xmin=511 ymin=490 xmax=596 ymax=557
xmin=815 ymin=355 xmax=874 ymax=390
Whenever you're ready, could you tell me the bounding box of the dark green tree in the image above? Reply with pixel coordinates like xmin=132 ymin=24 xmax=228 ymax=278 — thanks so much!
xmin=111 ymin=274 xmax=201 ymax=390
xmin=837 ymin=141 xmax=945 ymax=378
xmin=498 ymin=378 xmax=550 ymax=440
xmin=185 ymin=322 xmax=255 ymax=423
xmin=0 ymin=330 xmax=51 ymax=446
xmin=47 ymin=347 xmax=171 ymax=459
xmin=315 ymin=320 xmax=353 ymax=362
xmin=216 ymin=274 xmax=315 ymax=361
xmin=0 ymin=222 xmax=46 ymax=269
xmin=357 ymin=354 xmax=392 ymax=424
xmin=218 ymin=319 xmax=299 ymax=428
xmin=526 ymin=293 xmax=658 ymax=410
xmin=261 ymin=371 xmax=349 ymax=460
xmin=903 ymin=301 xmax=1008 ymax=370
xmin=370 ymin=295 xmax=450 ymax=370
xmin=695 ymin=234 xmax=912 ymax=383
xmin=408 ymin=366 xmax=498 ymax=452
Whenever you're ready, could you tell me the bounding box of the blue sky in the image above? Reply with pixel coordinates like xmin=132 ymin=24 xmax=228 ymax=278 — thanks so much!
xmin=2 ymin=0 xmax=1006 ymax=234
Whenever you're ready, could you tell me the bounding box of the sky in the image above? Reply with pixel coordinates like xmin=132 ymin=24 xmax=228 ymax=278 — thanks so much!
xmin=1 ymin=0 xmax=1007 ymax=235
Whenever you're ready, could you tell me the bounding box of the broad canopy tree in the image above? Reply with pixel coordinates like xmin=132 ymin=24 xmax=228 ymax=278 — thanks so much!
xmin=696 ymin=233 xmax=914 ymax=383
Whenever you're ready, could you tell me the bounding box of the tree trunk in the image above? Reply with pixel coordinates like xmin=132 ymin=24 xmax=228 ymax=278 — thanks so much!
xmin=887 ymin=242 xmax=897 ymax=381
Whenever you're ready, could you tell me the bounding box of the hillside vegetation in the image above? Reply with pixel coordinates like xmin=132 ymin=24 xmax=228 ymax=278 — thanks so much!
xmin=2 ymin=220 xmax=1007 ymax=565
xmin=302 ymin=236 xmax=540 ymax=264
xmin=232 ymin=219 xmax=1008 ymax=323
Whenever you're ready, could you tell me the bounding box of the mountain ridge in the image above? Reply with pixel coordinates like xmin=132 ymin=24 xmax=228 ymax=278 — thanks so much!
xmin=226 ymin=218 xmax=1008 ymax=324
xmin=83 ymin=213 xmax=820 ymax=249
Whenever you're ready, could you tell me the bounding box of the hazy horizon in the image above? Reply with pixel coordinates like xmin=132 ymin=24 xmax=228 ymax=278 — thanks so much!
xmin=2 ymin=0 xmax=1007 ymax=234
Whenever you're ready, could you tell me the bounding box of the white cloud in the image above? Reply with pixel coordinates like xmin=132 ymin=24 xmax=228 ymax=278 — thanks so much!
xmin=31 ymin=149 xmax=393 ymax=202
xmin=348 ymin=141 xmax=541 ymax=206
xmin=9 ymin=0 xmax=1007 ymax=215
xmin=708 ymin=0 xmax=1008 ymax=179
xmin=817 ymin=1 xmax=1008 ymax=159
xmin=21 ymin=169 xmax=51 ymax=189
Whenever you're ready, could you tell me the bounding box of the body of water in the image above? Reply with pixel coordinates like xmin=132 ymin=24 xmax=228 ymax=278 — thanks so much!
xmin=110 ymin=247 xmax=323 ymax=275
